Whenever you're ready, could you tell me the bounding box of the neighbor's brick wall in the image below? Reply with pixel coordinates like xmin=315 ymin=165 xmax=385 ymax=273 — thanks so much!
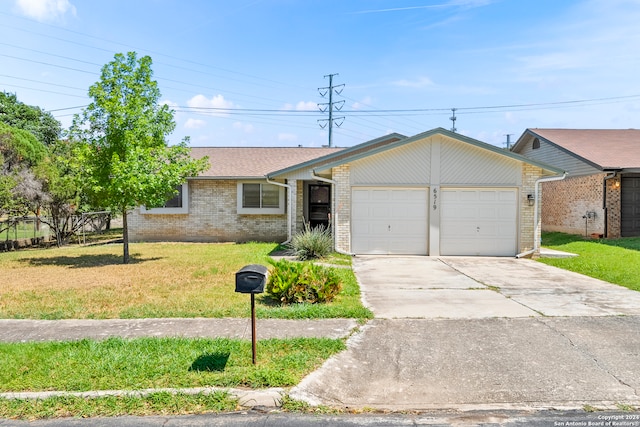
xmin=605 ymin=177 xmax=621 ymax=238
xmin=333 ymin=165 xmax=351 ymax=253
xmin=521 ymin=164 xmax=539 ymax=253
xmin=128 ymin=180 xmax=287 ymax=243
xmin=541 ymin=174 xmax=609 ymax=237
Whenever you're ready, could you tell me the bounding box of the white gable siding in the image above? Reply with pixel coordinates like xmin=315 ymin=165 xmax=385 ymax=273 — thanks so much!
xmin=350 ymin=139 xmax=431 ymax=185
xmin=440 ymin=138 xmax=522 ymax=186
xmin=517 ymin=137 xmax=599 ymax=177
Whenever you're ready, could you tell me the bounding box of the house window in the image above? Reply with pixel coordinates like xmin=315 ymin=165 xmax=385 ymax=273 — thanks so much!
xmin=532 ymin=138 xmax=540 ymax=150
xmin=237 ymin=182 xmax=285 ymax=214
xmin=164 ymin=185 xmax=184 ymax=208
xmin=140 ymin=183 xmax=189 ymax=214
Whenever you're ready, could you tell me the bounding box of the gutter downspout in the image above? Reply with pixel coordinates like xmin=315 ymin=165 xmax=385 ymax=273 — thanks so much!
xmin=602 ymin=172 xmax=617 ymax=239
xmin=310 ymin=171 xmax=355 ymax=256
xmin=266 ymin=177 xmax=293 ymax=245
xmin=516 ymin=172 xmax=568 ymax=258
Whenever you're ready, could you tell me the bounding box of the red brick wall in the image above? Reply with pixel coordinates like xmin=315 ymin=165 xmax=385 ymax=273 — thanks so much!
xmin=541 ymin=173 xmax=621 ymax=237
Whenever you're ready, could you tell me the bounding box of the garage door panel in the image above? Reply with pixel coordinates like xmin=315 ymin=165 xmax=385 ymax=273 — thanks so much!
xmin=352 ymin=188 xmax=428 ymax=255
xmin=441 ymin=188 xmax=517 ymax=256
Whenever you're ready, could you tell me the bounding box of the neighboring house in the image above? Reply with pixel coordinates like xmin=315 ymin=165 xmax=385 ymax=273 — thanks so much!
xmin=512 ymin=128 xmax=640 ymax=238
xmin=129 ymin=128 xmax=564 ymax=256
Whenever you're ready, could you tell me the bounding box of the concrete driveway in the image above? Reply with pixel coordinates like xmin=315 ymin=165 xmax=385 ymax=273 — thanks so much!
xmin=291 ymin=256 xmax=640 ymax=411
xmin=354 ymin=256 xmax=640 ymax=318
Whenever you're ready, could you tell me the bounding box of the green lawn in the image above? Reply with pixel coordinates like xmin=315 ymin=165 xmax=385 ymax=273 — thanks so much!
xmin=540 ymin=232 xmax=640 ymax=291
xmin=0 ymin=337 xmax=345 ymax=392
xmin=0 ymin=335 xmax=346 ymax=419
xmin=0 ymin=241 xmax=372 ymax=320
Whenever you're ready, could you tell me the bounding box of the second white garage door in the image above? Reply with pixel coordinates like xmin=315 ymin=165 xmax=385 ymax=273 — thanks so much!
xmin=440 ymin=188 xmax=518 ymax=256
xmin=352 ymin=188 xmax=428 ymax=255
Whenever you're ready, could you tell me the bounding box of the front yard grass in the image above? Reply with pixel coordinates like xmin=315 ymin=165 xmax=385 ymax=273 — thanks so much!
xmin=0 ymin=241 xmax=372 ymax=320
xmin=540 ymin=232 xmax=640 ymax=291
xmin=0 ymin=336 xmax=345 ymax=392
xmin=0 ymin=392 xmax=239 ymax=420
xmin=0 ymin=335 xmax=346 ymax=420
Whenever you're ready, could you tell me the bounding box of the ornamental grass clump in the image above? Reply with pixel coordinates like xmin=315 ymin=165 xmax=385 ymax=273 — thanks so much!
xmin=266 ymin=259 xmax=342 ymax=304
xmin=289 ymin=223 xmax=333 ymax=260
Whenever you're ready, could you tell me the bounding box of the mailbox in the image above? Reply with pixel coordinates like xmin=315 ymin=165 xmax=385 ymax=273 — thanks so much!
xmin=235 ymin=264 xmax=268 ymax=294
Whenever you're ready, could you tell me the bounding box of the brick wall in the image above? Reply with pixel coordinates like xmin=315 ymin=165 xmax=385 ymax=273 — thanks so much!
xmin=128 ymin=179 xmax=288 ymax=243
xmin=333 ymin=165 xmax=351 ymax=253
xmin=540 ymin=173 xmax=614 ymax=237
xmin=606 ymin=176 xmax=621 ymax=238
xmin=521 ymin=164 xmax=539 ymax=253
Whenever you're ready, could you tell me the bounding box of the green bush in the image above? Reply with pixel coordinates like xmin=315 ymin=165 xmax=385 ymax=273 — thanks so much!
xmin=266 ymin=259 xmax=342 ymax=304
xmin=288 ymin=223 xmax=333 ymax=260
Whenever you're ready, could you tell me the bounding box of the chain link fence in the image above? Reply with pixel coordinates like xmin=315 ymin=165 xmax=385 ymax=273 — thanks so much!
xmin=0 ymin=212 xmax=114 ymax=251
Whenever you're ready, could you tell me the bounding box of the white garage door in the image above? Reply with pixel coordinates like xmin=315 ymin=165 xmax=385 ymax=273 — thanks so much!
xmin=352 ymin=188 xmax=428 ymax=255
xmin=440 ymin=188 xmax=517 ymax=256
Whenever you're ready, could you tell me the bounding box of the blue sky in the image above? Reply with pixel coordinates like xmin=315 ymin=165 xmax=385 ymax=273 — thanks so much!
xmin=2 ymin=0 xmax=640 ymax=148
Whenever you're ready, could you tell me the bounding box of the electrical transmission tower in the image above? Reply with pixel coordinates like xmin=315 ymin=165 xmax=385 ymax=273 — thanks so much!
xmin=318 ymin=73 xmax=345 ymax=147
xmin=449 ymin=108 xmax=457 ymax=133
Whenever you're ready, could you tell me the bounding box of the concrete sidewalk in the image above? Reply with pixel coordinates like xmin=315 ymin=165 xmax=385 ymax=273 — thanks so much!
xmin=0 ymin=318 xmax=359 ymax=342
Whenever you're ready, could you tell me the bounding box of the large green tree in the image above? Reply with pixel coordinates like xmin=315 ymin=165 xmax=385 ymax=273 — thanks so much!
xmin=70 ymin=52 xmax=207 ymax=263
xmin=0 ymin=92 xmax=61 ymax=146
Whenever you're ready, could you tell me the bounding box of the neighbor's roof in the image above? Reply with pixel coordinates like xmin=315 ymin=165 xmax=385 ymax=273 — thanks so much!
xmin=523 ymin=128 xmax=640 ymax=170
xmin=190 ymin=147 xmax=344 ymax=178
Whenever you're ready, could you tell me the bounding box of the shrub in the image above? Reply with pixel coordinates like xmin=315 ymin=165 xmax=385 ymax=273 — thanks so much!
xmin=288 ymin=223 xmax=333 ymax=260
xmin=266 ymin=259 xmax=342 ymax=304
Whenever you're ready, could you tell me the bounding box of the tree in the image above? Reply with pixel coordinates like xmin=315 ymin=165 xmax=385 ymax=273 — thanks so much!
xmin=0 ymin=92 xmax=61 ymax=146
xmin=34 ymin=139 xmax=87 ymax=246
xmin=0 ymin=122 xmax=49 ymax=219
xmin=70 ymin=52 xmax=208 ymax=263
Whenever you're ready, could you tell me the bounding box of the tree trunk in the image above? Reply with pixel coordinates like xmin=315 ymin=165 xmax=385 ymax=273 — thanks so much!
xmin=122 ymin=208 xmax=129 ymax=264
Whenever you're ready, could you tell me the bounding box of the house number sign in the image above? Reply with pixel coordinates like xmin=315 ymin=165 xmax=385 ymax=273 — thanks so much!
xmin=432 ymin=188 xmax=438 ymax=211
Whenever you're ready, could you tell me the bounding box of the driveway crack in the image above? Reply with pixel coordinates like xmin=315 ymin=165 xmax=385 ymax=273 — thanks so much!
xmin=536 ymin=318 xmax=639 ymax=397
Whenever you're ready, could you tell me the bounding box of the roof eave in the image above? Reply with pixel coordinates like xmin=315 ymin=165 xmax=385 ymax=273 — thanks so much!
xmin=513 ymin=129 xmax=605 ymax=171
xmin=267 ymin=132 xmax=407 ymax=178
xmin=314 ymin=127 xmax=565 ymax=175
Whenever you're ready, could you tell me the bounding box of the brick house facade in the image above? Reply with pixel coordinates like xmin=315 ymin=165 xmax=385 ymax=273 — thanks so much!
xmin=129 ymin=128 xmax=563 ymax=256
xmin=512 ymin=129 xmax=639 ymax=238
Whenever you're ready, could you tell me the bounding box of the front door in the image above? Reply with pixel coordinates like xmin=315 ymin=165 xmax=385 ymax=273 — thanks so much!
xmin=308 ymin=184 xmax=331 ymax=229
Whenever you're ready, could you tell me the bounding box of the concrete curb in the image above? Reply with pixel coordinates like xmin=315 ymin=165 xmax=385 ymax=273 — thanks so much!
xmin=0 ymin=387 xmax=287 ymax=409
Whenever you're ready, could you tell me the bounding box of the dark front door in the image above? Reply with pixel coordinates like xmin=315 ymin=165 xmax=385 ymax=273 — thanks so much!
xmin=309 ymin=184 xmax=331 ymax=229
xmin=621 ymin=175 xmax=640 ymax=237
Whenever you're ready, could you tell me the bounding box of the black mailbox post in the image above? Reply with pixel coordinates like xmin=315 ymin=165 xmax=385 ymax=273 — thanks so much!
xmin=235 ymin=264 xmax=268 ymax=364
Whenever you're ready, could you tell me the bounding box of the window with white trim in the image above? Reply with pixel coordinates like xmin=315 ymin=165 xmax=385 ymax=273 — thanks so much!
xmin=237 ymin=182 xmax=285 ymax=214
xmin=140 ymin=183 xmax=189 ymax=214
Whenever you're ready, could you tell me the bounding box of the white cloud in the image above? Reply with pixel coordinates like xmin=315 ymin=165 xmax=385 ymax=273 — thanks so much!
xmin=187 ymin=94 xmax=235 ymax=116
xmin=161 ymin=99 xmax=178 ymax=109
xmin=233 ymin=121 xmax=254 ymax=133
xmin=184 ymin=118 xmax=206 ymax=129
xmin=278 ymin=133 xmax=298 ymax=142
xmin=15 ymin=0 xmax=76 ymax=22
xmin=392 ymin=76 xmax=435 ymax=88
xmin=282 ymin=101 xmax=318 ymax=111
xmin=351 ymin=96 xmax=373 ymax=110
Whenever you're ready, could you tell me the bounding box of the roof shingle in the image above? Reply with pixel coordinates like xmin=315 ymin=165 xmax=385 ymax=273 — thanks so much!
xmin=530 ymin=128 xmax=640 ymax=169
xmin=190 ymin=147 xmax=344 ymax=178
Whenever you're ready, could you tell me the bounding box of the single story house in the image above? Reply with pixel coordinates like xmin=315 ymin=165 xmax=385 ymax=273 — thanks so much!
xmin=512 ymin=129 xmax=640 ymax=238
xmin=129 ymin=128 xmax=564 ymax=256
